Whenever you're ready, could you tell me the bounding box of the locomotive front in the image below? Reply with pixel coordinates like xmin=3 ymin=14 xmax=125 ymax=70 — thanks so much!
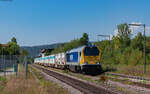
xmin=80 ymin=46 xmax=102 ymax=73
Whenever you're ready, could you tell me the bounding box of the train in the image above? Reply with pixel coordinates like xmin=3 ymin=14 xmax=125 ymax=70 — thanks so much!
xmin=34 ymin=45 xmax=102 ymax=74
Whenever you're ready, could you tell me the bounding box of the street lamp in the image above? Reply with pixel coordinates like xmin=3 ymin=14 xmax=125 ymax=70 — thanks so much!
xmin=97 ymin=34 xmax=111 ymax=64
xmin=128 ymin=23 xmax=146 ymax=73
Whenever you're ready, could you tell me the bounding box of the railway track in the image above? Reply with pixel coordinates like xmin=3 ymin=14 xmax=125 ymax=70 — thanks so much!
xmin=106 ymin=72 xmax=150 ymax=82
xmin=106 ymin=72 xmax=150 ymax=88
xmin=32 ymin=64 xmax=118 ymax=94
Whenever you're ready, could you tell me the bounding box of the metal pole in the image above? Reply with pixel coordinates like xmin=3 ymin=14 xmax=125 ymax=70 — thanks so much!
xmin=128 ymin=23 xmax=146 ymax=73
xmin=4 ymin=55 xmax=6 ymax=78
xmin=25 ymin=56 xmax=28 ymax=79
xmin=97 ymin=34 xmax=111 ymax=64
xmin=109 ymin=36 xmax=111 ymax=64
xmin=144 ymin=24 xmax=146 ymax=73
xmin=2 ymin=48 xmax=4 ymax=77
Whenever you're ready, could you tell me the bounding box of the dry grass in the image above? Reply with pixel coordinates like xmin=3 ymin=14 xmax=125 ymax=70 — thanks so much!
xmin=0 ymin=65 xmax=68 ymax=94
xmin=104 ymin=64 xmax=150 ymax=78
xmin=0 ymin=76 xmax=7 ymax=92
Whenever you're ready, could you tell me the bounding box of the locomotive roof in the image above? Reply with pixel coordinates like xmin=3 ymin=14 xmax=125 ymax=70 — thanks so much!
xmin=67 ymin=46 xmax=85 ymax=53
xmin=67 ymin=45 xmax=96 ymax=53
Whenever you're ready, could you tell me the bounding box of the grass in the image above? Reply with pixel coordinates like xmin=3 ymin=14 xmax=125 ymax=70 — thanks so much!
xmin=106 ymin=75 xmax=150 ymax=87
xmin=0 ymin=64 xmax=68 ymax=94
xmin=0 ymin=76 xmax=7 ymax=92
xmin=30 ymin=66 xmax=68 ymax=94
xmin=102 ymin=64 xmax=150 ymax=78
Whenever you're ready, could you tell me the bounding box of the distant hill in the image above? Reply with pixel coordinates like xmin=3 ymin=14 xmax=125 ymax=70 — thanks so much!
xmin=20 ymin=43 xmax=63 ymax=57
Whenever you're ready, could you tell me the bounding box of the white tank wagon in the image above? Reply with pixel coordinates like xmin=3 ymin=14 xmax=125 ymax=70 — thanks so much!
xmin=39 ymin=57 xmax=45 ymax=65
xmin=47 ymin=55 xmax=56 ymax=67
xmin=55 ymin=53 xmax=66 ymax=69
xmin=34 ymin=58 xmax=38 ymax=64
xmin=44 ymin=56 xmax=49 ymax=66
xmin=34 ymin=58 xmax=41 ymax=64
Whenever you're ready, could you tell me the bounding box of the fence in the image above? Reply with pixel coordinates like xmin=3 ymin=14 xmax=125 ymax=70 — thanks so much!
xmin=0 ymin=55 xmax=27 ymax=78
xmin=0 ymin=55 xmax=18 ymax=70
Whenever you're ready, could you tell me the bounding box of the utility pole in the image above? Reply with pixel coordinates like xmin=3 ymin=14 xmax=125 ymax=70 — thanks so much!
xmin=128 ymin=23 xmax=146 ymax=73
xmin=97 ymin=34 xmax=111 ymax=64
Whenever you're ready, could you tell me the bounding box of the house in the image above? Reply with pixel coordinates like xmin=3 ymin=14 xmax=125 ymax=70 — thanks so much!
xmin=1 ymin=44 xmax=8 ymax=48
xmin=41 ymin=48 xmax=54 ymax=57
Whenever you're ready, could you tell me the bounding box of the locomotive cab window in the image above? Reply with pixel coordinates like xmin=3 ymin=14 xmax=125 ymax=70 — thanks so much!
xmin=79 ymin=52 xmax=81 ymax=56
xmin=84 ymin=47 xmax=99 ymax=56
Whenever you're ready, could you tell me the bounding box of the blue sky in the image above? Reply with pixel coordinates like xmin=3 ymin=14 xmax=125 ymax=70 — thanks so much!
xmin=0 ymin=0 xmax=150 ymax=46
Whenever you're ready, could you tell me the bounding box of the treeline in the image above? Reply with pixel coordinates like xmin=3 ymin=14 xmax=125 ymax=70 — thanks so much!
xmin=46 ymin=33 xmax=89 ymax=55
xmin=48 ymin=23 xmax=150 ymax=66
xmin=0 ymin=37 xmax=29 ymax=57
xmin=21 ymin=43 xmax=64 ymax=57
xmin=0 ymin=37 xmax=20 ymax=55
xmin=95 ymin=23 xmax=150 ymax=66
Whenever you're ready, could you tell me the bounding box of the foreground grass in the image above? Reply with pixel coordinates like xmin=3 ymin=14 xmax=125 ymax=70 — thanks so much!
xmin=0 ymin=76 xmax=7 ymax=92
xmin=30 ymin=66 xmax=68 ymax=94
xmin=0 ymin=64 xmax=68 ymax=94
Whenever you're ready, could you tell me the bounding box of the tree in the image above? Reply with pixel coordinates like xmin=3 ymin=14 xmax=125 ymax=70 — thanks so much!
xmin=50 ymin=33 xmax=89 ymax=53
xmin=11 ymin=37 xmax=17 ymax=43
xmin=6 ymin=42 xmax=20 ymax=55
xmin=63 ymin=39 xmax=81 ymax=52
xmin=131 ymin=32 xmax=143 ymax=51
xmin=0 ymin=44 xmax=2 ymax=55
xmin=80 ymin=33 xmax=89 ymax=45
xmin=117 ymin=23 xmax=131 ymax=38
xmin=21 ymin=49 xmax=29 ymax=56
xmin=116 ymin=23 xmax=131 ymax=48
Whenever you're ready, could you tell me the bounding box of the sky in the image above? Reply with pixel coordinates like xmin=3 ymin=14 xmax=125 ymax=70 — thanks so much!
xmin=0 ymin=0 xmax=150 ymax=46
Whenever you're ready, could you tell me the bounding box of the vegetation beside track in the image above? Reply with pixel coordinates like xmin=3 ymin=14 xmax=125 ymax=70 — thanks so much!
xmin=34 ymin=64 xmax=150 ymax=94
xmin=0 ymin=64 xmax=68 ymax=94
xmin=30 ymin=66 xmax=68 ymax=94
xmin=103 ymin=65 xmax=150 ymax=78
xmin=0 ymin=76 xmax=7 ymax=92
xmin=37 ymin=23 xmax=150 ymax=79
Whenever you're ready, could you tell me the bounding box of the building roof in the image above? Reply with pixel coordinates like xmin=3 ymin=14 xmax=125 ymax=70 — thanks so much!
xmin=41 ymin=48 xmax=54 ymax=53
xmin=1 ymin=44 xmax=8 ymax=48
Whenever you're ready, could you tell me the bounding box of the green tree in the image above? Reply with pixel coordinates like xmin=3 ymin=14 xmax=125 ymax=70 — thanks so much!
xmin=21 ymin=49 xmax=29 ymax=56
xmin=131 ymin=32 xmax=143 ymax=51
xmin=0 ymin=44 xmax=2 ymax=55
xmin=80 ymin=33 xmax=89 ymax=45
xmin=6 ymin=42 xmax=20 ymax=55
xmin=63 ymin=39 xmax=81 ymax=52
xmin=11 ymin=37 xmax=17 ymax=43
xmin=116 ymin=23 xmax=131 ymax=48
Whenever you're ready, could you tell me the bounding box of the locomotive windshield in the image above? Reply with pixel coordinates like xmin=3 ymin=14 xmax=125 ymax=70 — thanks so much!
xmin=84 ymin=47 xmax=99 ymax=56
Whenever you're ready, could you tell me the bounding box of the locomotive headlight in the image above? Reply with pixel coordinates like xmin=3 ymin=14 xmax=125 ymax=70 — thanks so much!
xmin=84 ymin=62 xmax=88 ymax=64
xmin=96 ymin=62 xmax=100 ymax=64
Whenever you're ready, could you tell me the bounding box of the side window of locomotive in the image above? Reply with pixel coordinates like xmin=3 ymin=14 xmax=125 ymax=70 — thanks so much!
xmin=79 ymin=52 xmax=81 ymax=56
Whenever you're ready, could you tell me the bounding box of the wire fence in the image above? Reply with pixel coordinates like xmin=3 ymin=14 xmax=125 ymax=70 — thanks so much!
xmin=0 ymin=55 xmax=18 ymax=70
xmin=0 ymin=55 xmax=27 ymax=78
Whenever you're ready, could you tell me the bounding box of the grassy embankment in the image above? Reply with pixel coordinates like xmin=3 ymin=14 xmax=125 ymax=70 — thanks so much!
xmin=0 ymin=64 xmax=68 ymax=94
xmin=102 ymin=64 xmax=150 ymax=78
